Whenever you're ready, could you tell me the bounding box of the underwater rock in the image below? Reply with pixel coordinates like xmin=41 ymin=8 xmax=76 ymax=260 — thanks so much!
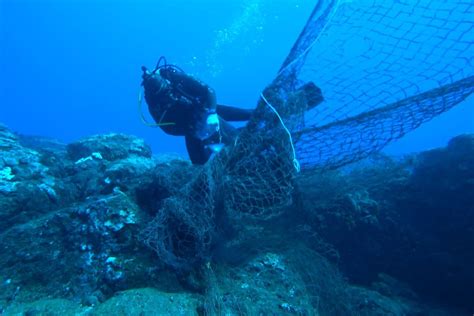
xmin=0 ymin=124 xmax=19 ymax=149
xmin=18 ymin=134 xmax=68 ymax=155
xmin=0 ymin=167 xmax=16 ymax=192
xmin=295 ymin=135 xmax=474 ymax=312
xmin=0 ymin=124 xmax=193 ymax=306
xmin=0 ymin=190 xmax=155 ymax=303
xmin=0 ymin=126 xmax=52 ymax=182
xmin=67 ymin=133 xmax=152 ymax=162
xmin=104 ymin=155 xmax=171 ymax=199
xmin=294 ymin=166 xmax=394 ymax=266
xmin=1 ymin=289 xmax=199 ymax=315
xmin=64 ymin=133 xmax=184 ymax=202
xmin=0 ymin=125 xmax=67 ymax=231
xmin=198 ymin=247 xmax=441 ymax=316
xmin=1 ymin=298 xmax=89 ymax=316
xmin=105 ymin=156 xmax=156 ymax=186
xmin=199 ymin=251 xmax=315 ymax=315
xmin=370 ymin=273 xmax=417 ymax=300
xmin=66 ymin=149 xmax=110 ymax=200
xmin=346 ymin=286 xmax=440 ymax=316
xmin=411 ymin=133 xmax=474 ymax=195
xmin=0 ymin=122 xmax=190 ymax=227
xmin=392 ymin=133 xmax=474 ymax=310
xmin=134 ymin=155 xmax=192 ymax=214
xmin=2 ymin=122 xmax=469 ymax=314
xmin=91 ymin=288 xmax=199 ymax=315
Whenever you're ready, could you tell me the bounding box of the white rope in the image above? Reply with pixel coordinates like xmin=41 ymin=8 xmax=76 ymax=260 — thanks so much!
xmin=260 ymin=93 xmax=301 ymax=173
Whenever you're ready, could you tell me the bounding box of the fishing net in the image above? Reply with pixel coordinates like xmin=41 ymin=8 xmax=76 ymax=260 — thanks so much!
xmin=142 ymin=0 xmax=474 ymax=270
xmin=271 ymin=0 xmax=474 ymax=169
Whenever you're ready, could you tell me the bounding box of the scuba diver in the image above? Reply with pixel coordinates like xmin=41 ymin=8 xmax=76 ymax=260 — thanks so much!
xmin=141 ymin=57 xmax=253 ymax=165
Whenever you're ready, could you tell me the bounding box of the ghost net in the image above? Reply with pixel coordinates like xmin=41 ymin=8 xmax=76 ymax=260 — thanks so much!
xmin=142 ymin=0 xmax=474 ymax=270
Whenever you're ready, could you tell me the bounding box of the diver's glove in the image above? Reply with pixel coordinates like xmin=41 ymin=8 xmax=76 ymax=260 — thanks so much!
xmin=193 ymin=109 xmax=220 ymax=141
xmin=203 ymin=127 xmax=225 ymax=157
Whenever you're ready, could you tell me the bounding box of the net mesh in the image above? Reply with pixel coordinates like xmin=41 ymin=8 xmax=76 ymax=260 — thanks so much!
xmin=274 ymin=0 xmax=474 ymax=169
xmin=142 ymin=0 xmax=474 ymax=270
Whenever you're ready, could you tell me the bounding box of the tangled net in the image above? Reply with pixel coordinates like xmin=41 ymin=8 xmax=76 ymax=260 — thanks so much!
xmin=274 ymin=0 xmax=474 ymax=169
xmin=142 ymin=0 xmax=474 ymax=270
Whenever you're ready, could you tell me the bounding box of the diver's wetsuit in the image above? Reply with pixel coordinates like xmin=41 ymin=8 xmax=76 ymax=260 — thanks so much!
xmin=142 ymin=65 xmax=252 ymax=165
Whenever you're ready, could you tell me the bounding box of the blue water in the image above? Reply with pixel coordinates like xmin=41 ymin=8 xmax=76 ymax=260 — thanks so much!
xmin=1 ymin=0 xmax=473 ymax=158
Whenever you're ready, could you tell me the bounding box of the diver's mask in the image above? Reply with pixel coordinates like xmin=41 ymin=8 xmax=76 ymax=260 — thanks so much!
xmin=141 ymin=66 xmax=168 ymax=95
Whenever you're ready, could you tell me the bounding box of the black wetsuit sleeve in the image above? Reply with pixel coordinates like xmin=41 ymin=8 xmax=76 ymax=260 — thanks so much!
xmin=216 ymin=104 xmax=253 ymax=121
